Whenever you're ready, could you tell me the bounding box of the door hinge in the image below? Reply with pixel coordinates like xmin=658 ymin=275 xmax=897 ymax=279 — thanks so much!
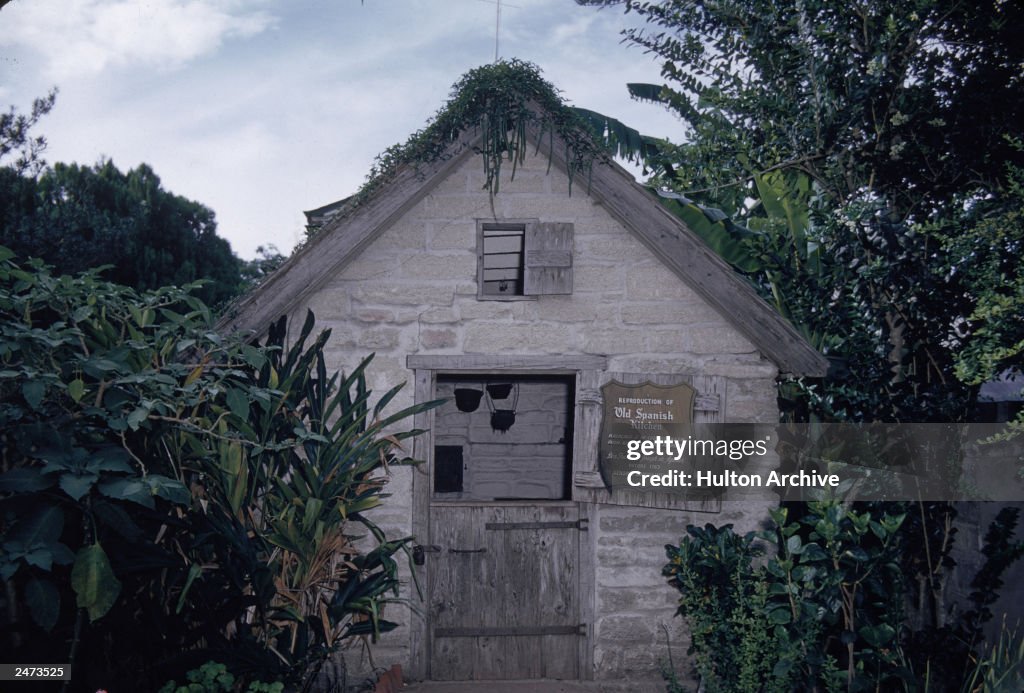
xmin=484 ymin=518 xmax=588 ymax=531
xmin=434 ymin=624 xmax=588 ymax=638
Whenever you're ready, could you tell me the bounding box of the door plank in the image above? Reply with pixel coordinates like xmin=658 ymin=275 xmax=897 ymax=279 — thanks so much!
xmin=429 ymin=503 xmax=581 ymax=680
xmin=430 ymin=505 xmax=487 ymax=679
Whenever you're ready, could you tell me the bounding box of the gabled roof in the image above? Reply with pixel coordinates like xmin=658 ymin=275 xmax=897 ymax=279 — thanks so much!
xmin=219 ymin=106 xmax=827 ymax=377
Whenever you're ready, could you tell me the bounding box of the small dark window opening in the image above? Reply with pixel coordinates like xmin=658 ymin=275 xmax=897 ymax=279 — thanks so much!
xmin=481 ymin=224 xmax=525 ymax=296
xmin=433 ymin=445 xmax=464 ymax=493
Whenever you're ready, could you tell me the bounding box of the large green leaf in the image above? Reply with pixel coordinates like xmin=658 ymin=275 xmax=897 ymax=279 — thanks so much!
xmin=92 ymin=500 xmax=144 ymax=541
xmin=25 ymin=577 xmax=59 ymax=631
xmin=144 ymin=475 xmax=191 ymax=505
xmin=654 ymin=192 xmax=762 ymax=273
xmin=0 ymin=467 xmax=55 ymax=493
xmin=571 ymin=106 xmax=663 ymax=165
xmin=226 ymin=386 xmax=250 ymax=420
xmin=88 ymin=447 xmax=133 ymax=474
xmin=71 ymin=543 xmax=121 ymax=622
xmin=59 ymin=471 xmax=99 ymax=500
xmin=67 ymin=377 xmax=85 ymax=403
xmin=859 ymin=623 xmax=896 ymax=648
xmin=97 ymin=478 xmax=155 ymax=509
xmin=6 ymin=504 xmax=64 ymax=546
xmin=22 ymin=379 xmax=46 ymax=409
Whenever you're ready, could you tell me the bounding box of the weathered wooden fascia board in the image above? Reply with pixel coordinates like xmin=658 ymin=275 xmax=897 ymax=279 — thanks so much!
xmin=216 ymin=134 xmax=479 ymax=338
xmin=407 ymin=354 xmax=608 ymax=372
xmin=521 ymin=112 xmax=827 ymax=377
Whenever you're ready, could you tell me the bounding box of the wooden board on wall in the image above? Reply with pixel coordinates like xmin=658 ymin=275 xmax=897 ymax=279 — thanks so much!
xmin=573 ymin=372 xmax=725 ymax=513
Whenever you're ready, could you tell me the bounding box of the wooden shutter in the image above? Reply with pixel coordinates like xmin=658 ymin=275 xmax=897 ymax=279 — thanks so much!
xmin=571 ymin=372 xmax=726 ymax=513
xmin=524 ymin=222 xmax=573 ymax=295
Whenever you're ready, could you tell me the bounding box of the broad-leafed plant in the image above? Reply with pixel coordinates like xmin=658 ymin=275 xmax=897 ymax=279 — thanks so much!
xmin=0 ymin=248 xmax=439 ymax=691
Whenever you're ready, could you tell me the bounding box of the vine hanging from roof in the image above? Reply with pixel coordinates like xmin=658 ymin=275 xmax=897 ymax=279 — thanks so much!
xmin=356 ymin=59 xmax=606 ymax=206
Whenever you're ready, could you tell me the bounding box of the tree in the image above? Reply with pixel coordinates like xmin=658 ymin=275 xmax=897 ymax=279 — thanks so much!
xmin=580 ymin=0 xmax=1024 ymax=423
xmin=1 ymin=94 xmax=247 ymax=304
xmin=577 ymin=2 xmax=1024 ymax=689
xmin=1 ymin=159 xmax=244 ymax=305
xmin=945 ymin=149 xmax=1024 ymax=440
xmin=240 ymin=243 xmax=287 ymax=290
xmin=0 ymin=89 xmax=56 ymax=177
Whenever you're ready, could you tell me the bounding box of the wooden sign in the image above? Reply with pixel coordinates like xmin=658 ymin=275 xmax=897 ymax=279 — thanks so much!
xmin=599 ymin=380 xmax=695 ymax=489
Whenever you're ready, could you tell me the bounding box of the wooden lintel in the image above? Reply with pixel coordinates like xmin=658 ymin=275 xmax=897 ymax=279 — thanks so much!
xmin=407 ymin=354 xmax=608 ymax=372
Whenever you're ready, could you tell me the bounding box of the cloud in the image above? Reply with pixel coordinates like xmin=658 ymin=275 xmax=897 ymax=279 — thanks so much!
xmin=1 ymin=0 xmax=681 ymax=259
xmin=0 ymin=0 xmax=274 ymax=80
xmin=549 ymin=13 xmax=599 ymax=44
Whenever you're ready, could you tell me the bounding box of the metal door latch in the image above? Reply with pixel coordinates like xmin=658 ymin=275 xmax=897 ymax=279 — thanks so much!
xmin=412 ymin=544 xmax=441 ymax=565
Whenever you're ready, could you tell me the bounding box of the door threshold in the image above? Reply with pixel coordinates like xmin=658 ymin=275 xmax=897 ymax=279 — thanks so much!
xmin=401 ymin=681 xmax=664 ymax=693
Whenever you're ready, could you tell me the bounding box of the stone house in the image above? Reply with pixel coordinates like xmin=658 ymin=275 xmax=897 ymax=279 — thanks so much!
xmin=220 ymin=85 xmax=827 ymax=688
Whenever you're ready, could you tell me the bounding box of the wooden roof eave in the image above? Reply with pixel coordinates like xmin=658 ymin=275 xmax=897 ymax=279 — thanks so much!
xmin=216 ymin=133 xmax=480 ymax=337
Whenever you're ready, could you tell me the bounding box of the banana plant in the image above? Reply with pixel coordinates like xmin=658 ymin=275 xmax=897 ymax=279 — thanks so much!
xmin=573 ymin=102 xmax=827 ymax=349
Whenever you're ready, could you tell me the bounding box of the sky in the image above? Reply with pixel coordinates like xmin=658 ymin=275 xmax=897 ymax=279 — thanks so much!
xmin=0 ymin=0 xmax=682 ymax=260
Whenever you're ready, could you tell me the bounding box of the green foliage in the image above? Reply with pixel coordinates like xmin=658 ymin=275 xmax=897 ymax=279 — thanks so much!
xmin=609 ymin=0 xmax=1023 ymax=208
xmin=944 ymin=148 xmax=1024 ymax=442
xmin=70 ymin=542 xmax=122 ymax=622
xmin=158 ymin=661 xmax=284 ymax=693
xmin=581 ymin=5 xmax=1024 ymax=691
xmin=2 ymin=92 xmax=253 ymax=304
xmin=0 ymin=250 xmax=436 ymax=690
xmin=317 ymin=60 xmax=607 ymax=242
xmin=168 ymin=309 xmax=443 ymax=690
xmin=0 ymin=88 xmax=56 ymax=176
xmin=0 ymin=248 xmax=200 ymax=640
xmin=664 ymin=502 xmax=908 ymax=692
xmin=239 ymin=244 xmax=287 ymax=292
xmin=664 ymin=503 xmax=1024 ymax=692
xmin=0 ymin=159 xmax=243 ymax=304
xmin=583 ymin=0 xmax=1024 ymax=424
xmin=960 ymin=618 xmax=1024 ymax=693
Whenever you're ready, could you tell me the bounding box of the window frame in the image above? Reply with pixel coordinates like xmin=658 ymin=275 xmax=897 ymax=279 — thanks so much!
xmin=476 ymin=218 xmax=538 ymax=301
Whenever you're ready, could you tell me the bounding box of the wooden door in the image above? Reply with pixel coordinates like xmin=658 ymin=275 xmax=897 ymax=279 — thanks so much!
xmin=427 ymin=502 xmax=581 ymax=680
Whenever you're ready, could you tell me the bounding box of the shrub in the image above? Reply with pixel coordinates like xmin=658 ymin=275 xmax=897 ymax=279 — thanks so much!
xmin=0 ymin=249 xmax=438 ymax=690
xmin=664 ymin=501 xmax=906 ymax=691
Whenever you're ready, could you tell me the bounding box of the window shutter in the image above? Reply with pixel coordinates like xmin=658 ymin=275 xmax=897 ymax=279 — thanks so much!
xmin=523 ymin=222 xmax=573 ymax=295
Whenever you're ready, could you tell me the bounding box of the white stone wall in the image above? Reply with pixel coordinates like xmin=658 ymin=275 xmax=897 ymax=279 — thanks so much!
xmin=289 ymin=147 xmax=781 ymax=683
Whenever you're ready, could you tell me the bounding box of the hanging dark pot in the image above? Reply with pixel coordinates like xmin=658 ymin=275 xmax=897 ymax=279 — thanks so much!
xmin=490 ymin=409 xmax=516 ymax=432
xmin=486 ymin=382 xmax=518 ymax=432
xmin=454 ymin=388 xmax=483 ymax=413
xmin=486 ymin=383 xmax=514 ymax=400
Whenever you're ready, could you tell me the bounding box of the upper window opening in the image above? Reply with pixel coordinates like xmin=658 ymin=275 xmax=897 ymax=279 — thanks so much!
xmin=481 ymin=224 xmax=525 ymax=296
xmin=433 ymin=374 xmax=575 ymax=502
xmin=476 ymin=220 xmax=574 ymax=299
